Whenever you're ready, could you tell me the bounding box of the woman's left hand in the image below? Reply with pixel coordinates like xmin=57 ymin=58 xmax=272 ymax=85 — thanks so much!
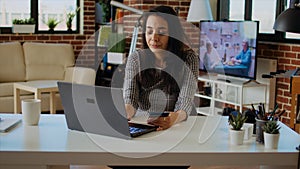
xmin=147 ymin=112 xmax=178 ymax=131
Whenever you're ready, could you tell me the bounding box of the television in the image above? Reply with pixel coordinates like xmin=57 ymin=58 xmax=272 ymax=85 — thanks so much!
xmin=199 ymin=20 xmax=259 ymax=80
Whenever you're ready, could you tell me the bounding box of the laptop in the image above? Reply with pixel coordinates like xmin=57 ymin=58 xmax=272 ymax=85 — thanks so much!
xmin=0 ymin=117 xmax=21 ymax=132
xmin=57 ymin=81 xmax=157 ymax=139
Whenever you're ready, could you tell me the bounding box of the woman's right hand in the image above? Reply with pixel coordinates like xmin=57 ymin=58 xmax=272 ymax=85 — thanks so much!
xmin=125 ymin=104 xmax=136 ymax=120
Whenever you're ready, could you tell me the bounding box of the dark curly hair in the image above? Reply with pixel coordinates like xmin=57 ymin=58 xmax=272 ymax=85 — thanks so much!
xmin=138 ymin=6 xmax=191 ymax=95
xmin=141 ymin=6 xmax=189 ymax=60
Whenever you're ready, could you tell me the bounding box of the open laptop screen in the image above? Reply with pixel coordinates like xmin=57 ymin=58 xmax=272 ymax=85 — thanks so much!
xmin=58 ymin=82 xmax=157 ymax=139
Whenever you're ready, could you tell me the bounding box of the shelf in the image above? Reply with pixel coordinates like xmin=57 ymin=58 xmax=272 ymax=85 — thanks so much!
xmin=195 ymin=75 xmax=267 ymax=116
xmin=196 ymin=93 xmax=241 ymax=106
xmin=213 ymin=98 xmax=240 ymax=106
xmin=194 ymin=93 xmax=211 ymax=100
xmin=196 ymin=107 xmax=223 ymax=116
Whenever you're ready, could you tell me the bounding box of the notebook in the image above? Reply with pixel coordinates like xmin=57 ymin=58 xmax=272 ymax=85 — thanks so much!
xmin=0 ymin=117 xmax=22 ymax=132
xmin=57 ymin=82 xmax=157 ymax=139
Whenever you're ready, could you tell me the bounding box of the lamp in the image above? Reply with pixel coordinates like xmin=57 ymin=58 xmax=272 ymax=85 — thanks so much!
xmin=273 ymin=0 xmax=300 ymax=33
xmin=187 ymin=0 xmax=213 ymax=22
xmin=110 ymin=1 xmax=143 ymax=15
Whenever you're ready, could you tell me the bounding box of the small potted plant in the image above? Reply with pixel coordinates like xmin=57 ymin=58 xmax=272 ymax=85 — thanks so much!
xmin=107 ymin=33 xmax=126 ymax=64
xmin=263 ymin=120 xmax=281 ymax=149
xmin=98 ymin=0 xmax=110 ymax=24
xmin=228 ymin=112 xmax=247 ymax=145
xmin=46 ymin=18 xmax=60 ymax=33
xmin=66 ymin=7 xmax=80 ymax=32
xmin=256 ymin=103 xmax=278 ymax=143
xmin=12 ymin=18 xmax=36 ymax=34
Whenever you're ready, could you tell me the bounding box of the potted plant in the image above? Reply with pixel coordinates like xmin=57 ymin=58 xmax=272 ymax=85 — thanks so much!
xmin=66 ymin=7 xmax=80 ymax=32
xmin=46 ymin=18 xmax=60 ymax=33
xmin=12 ymin=18 xmax=36 ymax=34
xmin=256 ymin=103 xmax=278 ymax=143
xmin=263 ymin=120 xmax=281 ymax=149
xmin=98 ymin=0 xmax=110 ymax=24
xmin=107 ymin=33 xmax=126 ymax=64
xmin=228 ymin=112 xmax=247 ymax=145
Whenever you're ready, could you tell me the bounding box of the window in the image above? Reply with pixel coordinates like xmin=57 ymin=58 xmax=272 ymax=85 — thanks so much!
xmin=0 ymin=0 xmax=79 ymax=33
xmin=0 ymin=0 xmax=30 ymax=27
xmin=251 ymin=0 xmax=277 ymax=34
xmin=229 ymin=0 xmax=245 ymax=20
xmin=39 ymin=0 xmax=78 ymax=31
xmin=218 ymin=0 xmax=300 ymax=43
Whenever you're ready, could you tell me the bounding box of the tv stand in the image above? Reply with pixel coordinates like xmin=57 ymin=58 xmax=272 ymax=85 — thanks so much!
xmin=216 ymin=78 xmax=231 ymax=83
xmin=195 ymin=75 xmax=267 ymax=116
xmin=243 ymin=80 xmax=261 ymax=85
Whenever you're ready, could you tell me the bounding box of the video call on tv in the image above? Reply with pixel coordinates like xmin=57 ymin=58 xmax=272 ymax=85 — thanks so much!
xmin=199 ymin=20 xmax=259 ymax=80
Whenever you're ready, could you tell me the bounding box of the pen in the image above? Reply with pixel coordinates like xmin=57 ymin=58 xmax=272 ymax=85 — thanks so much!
xmin=271 ymin=104 xmax=278 ymax=116
xmin=262 ymin=103 xmax=265 ymax=116
xmin=258 ymin=104 xmax=263 ymax=117
xmin=251 ymin=104 xmax=256 ymax=112
xmin=277 ymin=109 xmax=286 ymax=117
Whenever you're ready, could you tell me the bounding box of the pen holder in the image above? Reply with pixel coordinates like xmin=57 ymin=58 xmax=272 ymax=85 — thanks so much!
xmin=255 ymin=119 xmax=267 ymax=143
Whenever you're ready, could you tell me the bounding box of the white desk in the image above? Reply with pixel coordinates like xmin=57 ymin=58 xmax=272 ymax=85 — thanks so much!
xmin=0 ymin=114 xmax=299 ymax=169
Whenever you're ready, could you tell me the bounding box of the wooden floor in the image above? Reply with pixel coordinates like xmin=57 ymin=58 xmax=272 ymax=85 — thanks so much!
xmin=69 ymin=165 xmax=260 ymax=169
xmin=69 ymin=166 xmax=297 ymax=169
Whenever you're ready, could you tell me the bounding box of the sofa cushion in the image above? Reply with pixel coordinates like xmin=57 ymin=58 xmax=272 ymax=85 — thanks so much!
xmin=0 ymin=42 xmax=26 ymax=83
xmin=23 ymin=42 xmax=75 ymax=81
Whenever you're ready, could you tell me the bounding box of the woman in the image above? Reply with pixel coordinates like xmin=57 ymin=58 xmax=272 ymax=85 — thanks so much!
xmin=123 ymin=5 xmax=198 ymax=131
xmin=203 ymin=41 xmax=220 ymax=71
xmin=203 ymin=41 xmax=214 ymax=70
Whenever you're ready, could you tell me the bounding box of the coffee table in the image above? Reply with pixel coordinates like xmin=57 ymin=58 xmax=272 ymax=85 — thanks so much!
xmin=14 ymin=80 xmax=59 ymax=114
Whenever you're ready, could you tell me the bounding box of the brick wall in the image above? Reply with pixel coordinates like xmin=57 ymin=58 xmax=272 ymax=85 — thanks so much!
xmin=121 ymin=0 xmax=300 ymax=126
xmin=0 ymin=0 xmax=299 ymax=126
xmin=121 ymin=0 xmax=192 ymax=49
xmin=257 ymin=42 xmax=300 ymax=125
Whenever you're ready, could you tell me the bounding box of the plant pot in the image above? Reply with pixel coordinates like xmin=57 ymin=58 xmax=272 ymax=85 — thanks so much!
xmin=67 ymin=23 xmax=72 ymax=33
xmin=263 ymin=132 xmax=279 ymax=149
xmin=229 ymin=129 xmax=245 ymax=145
xmin=12 ymin=24 xmax=35 ymax=34
xmin=107 ymin=52 xmax=126 ymax=64
xmin=255 ymin=118 xmax=267 ymax=143
xmin=48 ymin=28 xmax=54 ymax=34
xmin=67 ymin=28 xmax=72 ymax=33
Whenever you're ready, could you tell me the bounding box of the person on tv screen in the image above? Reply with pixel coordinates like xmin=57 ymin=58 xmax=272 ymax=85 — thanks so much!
xmin=230 ymin=39 xmax=252 ymax=74
xmin=123 ymin=5 xmax=198 ymax=131
xmin=203 ymin=41 xmax=220 ymax=70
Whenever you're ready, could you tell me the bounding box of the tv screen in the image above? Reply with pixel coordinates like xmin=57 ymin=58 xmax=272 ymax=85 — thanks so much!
xmin=199 ymin=20 xmax=259 ymax=80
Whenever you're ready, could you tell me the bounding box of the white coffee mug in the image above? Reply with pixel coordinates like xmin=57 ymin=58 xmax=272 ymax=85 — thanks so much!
xmin=22 ymin=99 xmax=41 ymax=125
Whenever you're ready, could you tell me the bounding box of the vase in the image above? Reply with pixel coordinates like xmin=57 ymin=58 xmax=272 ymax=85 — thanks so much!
xmin=107 ymin=52 xmax=126 ymax=64
xmin=255 ymin=118 xmax=267 ymax=143
xmin=48 ymin=28 xmax=54 ymax=34
xmin=12 ymin=24 xmax=35 ymax=34
xmin=229 ymin=129 xmax=245 ymax=145
xmin=67 ymin=28 xmax=72 ymax=33
xmin=263 ymin=132 xmax=280 ymax=149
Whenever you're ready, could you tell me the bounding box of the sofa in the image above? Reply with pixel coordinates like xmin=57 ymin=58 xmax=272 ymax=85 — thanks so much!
xmin=0 ymin=41 xmax=96 ymax=113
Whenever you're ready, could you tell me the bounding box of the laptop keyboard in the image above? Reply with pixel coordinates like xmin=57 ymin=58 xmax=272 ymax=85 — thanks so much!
xmin=129 ymin=126 xmax=148 ymax=134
